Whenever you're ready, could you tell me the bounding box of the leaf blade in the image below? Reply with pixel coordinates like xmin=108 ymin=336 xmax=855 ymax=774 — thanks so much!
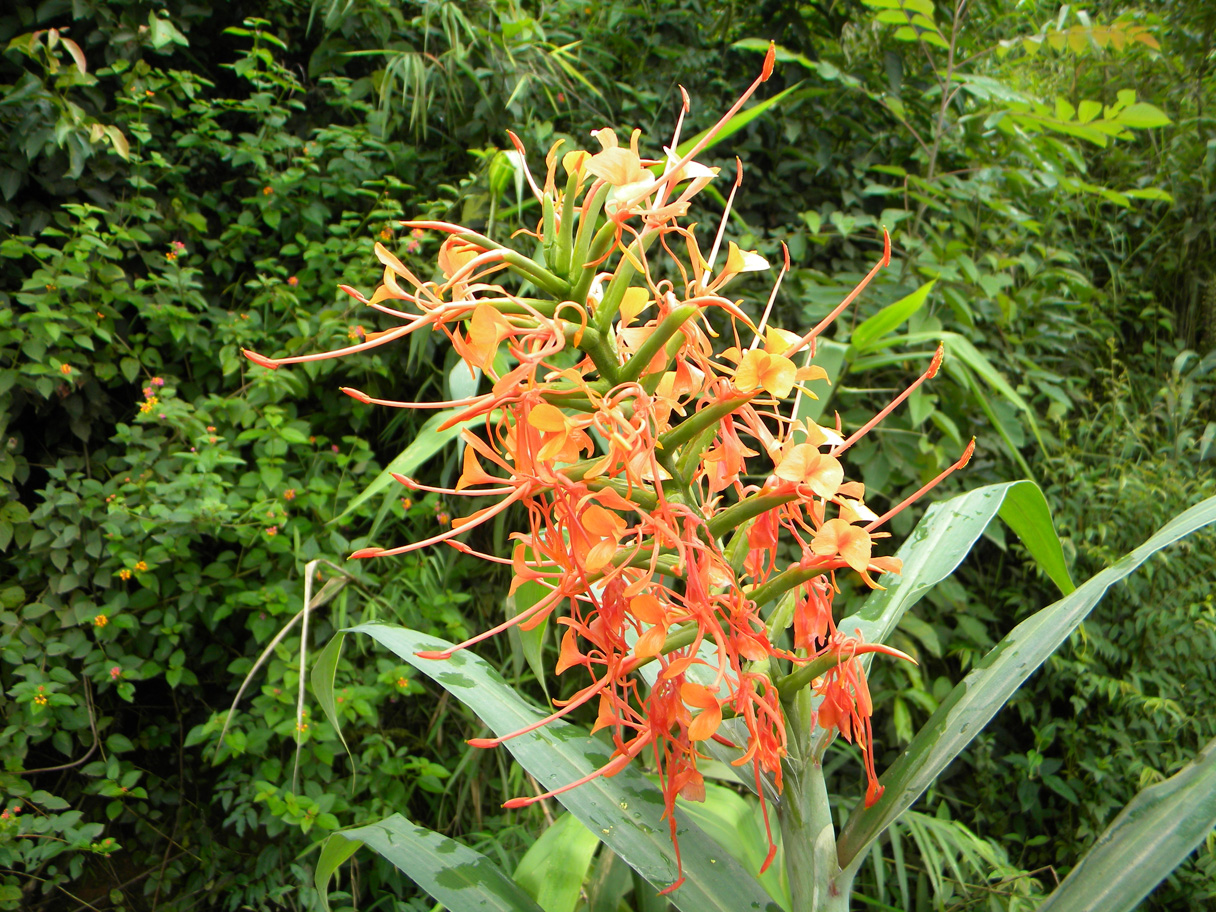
xmin=1035 ymin=738 xmax=1216 ymax=912
xmin=837 ymin=494 xmax=1216 ymax=868
xmin=316 ymin=814 xmax=545 ymax=912
xmin=329 ymin=624 xmax=783 ymax=912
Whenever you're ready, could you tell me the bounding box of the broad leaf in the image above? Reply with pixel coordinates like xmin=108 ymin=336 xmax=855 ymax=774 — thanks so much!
xmin=315 ymin=814 xmax=544 ymax=912
xmin=836 ymin=494 xmax=1216 ymax=869
xmin=514 ymin=813 xmax=601 ymax=912
xmin=837 ymin=481 xmax=1073 ymax=662
xmin=313 ymin=624 xmax=783 ymax=912
xmin=1035 ymin=737 xmax=1216 ymax=912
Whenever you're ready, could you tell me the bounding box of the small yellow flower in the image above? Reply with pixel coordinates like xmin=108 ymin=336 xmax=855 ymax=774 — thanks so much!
xmin=93 ymin=614 xmax=108 ymax=628
xmin=135 ymin=560 xmax=148 ymax=572
xmin=60 ymin=364 xmax=72 ymax=375
xmin=396 ymin=677 xmax=409 ymax=689
xmin=263 ymin=186 xmax=273 ymax=196
xmin=400 ymin=497 xmax=413 ymax=510
xmin=119 ymin=569 xmax=132 ymax=580
xmin=34 ymin=694 xmax=48 ymax=706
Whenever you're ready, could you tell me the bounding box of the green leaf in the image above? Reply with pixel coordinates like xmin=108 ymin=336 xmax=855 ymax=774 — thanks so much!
xmin=332 ymin=408 xmax=478 ymax=522
xmin=314 ymin=624 xmax=781 ymax=912
xmin=509 ymin=574 xmax=552 ymax=702
xmin=672 ymin=84 xmax=805 ymax=161
xmin=1125 ymin=187 xmax=1173 ymax=202
xmin=1114 ymin=102 xmax=1171 ymax=129
xmin=316 ymin=814 xmax=544 ymax=912
xmin=835 ymin=481 xmax=1071 ymax=663
xmin=836 ymin=493 xmax=1216 ymax=870
xmin=1035 ymin=737 xmax=1216 ymax=912
xmin=848 ymin=280 xmax=936 ymax=354
xmin=514 ymin=813 xmax=601 ymax=912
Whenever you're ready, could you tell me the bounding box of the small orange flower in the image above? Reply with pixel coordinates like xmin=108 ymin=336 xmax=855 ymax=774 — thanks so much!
xmin=93 ymin=614 xmax=108 ymax=628
xmin=263 ymin=186 xmax=273 ymax=196
xmin=266 ymin=526 xmax=278 ymax=536
xmin=60 ymin=364 xmax=72 ymax=375
xmin=284 ymin=489 xmax=296 ymax=500
xmin=396 ymin=677 xmax=409 ymax=688
xmin=400 ymin=497 xmax=413 ymax=510
xmin=135 ymin=561 xmax=148 ymax=572
xmin=34 ymin=694 xmax=48 ymax=706
xmin=287 ymin=276 xmax=298 ymax=286
xmin=436 ymin=511 xmax=451 ymax=526
xmin=118 ymin=569 xmax=132 ymax=580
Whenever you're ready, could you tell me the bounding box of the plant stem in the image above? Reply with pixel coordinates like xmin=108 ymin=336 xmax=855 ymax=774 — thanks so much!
xmin=781 ymin=690 xmax=850 ymax=912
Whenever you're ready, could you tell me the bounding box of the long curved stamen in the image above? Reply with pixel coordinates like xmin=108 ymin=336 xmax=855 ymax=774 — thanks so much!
xmin=865 ymin=438 xmax=975 ymax=533
xmin=830 ymin=343 xmax=944 ymax=458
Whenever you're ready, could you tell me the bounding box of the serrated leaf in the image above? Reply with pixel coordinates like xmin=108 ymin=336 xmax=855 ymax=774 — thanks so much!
xmin=837 ymin=493 xmax=1216 ymax=870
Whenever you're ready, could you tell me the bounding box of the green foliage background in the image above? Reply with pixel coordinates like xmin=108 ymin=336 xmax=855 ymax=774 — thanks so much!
xmin=0 ymin=0 xmax=1212 ymax=910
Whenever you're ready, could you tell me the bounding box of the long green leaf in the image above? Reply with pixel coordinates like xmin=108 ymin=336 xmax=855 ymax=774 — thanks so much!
xmin=315 ymin=814 xmax=545 ymax=912
xmin=313 ymin=624 xmax=783 ymax=912
xmin=672 ymin=83 xmax=805 ymax=160
xmin=848 ymin=280 xmax=936 ymax=354
xmin=513 ymin=813 xmax=602 ymax=912
xmin=940 ymin=331 xmax=1042 ymax=448
xmin=836 ymin=493 xmax=1216 ymax=869
xmin=333 ymin=407 xmax=478 ymax=522
xmin=835 ymin=481 xmax=1072 ymax=661
xmin=1035 ymin=737 xmax=1216 ymax=912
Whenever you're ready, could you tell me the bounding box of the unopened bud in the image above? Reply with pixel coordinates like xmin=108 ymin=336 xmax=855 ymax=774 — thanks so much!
xmin=761 ymin=42 xmax=776 ymax=81
xmin=958 ymin=437 xmax=976 ymax=469
xmin=340 ymin=387 xmax=373 ymax=403
xmin=927 ymin=343 xmax=945 ymax=379
xmin=242 ymin=349 xmax=279 ymax=370
xmin=880 ymin=227 xmax=891 ymax=268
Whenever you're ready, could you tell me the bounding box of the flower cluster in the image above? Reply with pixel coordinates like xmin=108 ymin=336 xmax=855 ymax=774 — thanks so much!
xmin=244 ymin=44 xmax=971 ymax=890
